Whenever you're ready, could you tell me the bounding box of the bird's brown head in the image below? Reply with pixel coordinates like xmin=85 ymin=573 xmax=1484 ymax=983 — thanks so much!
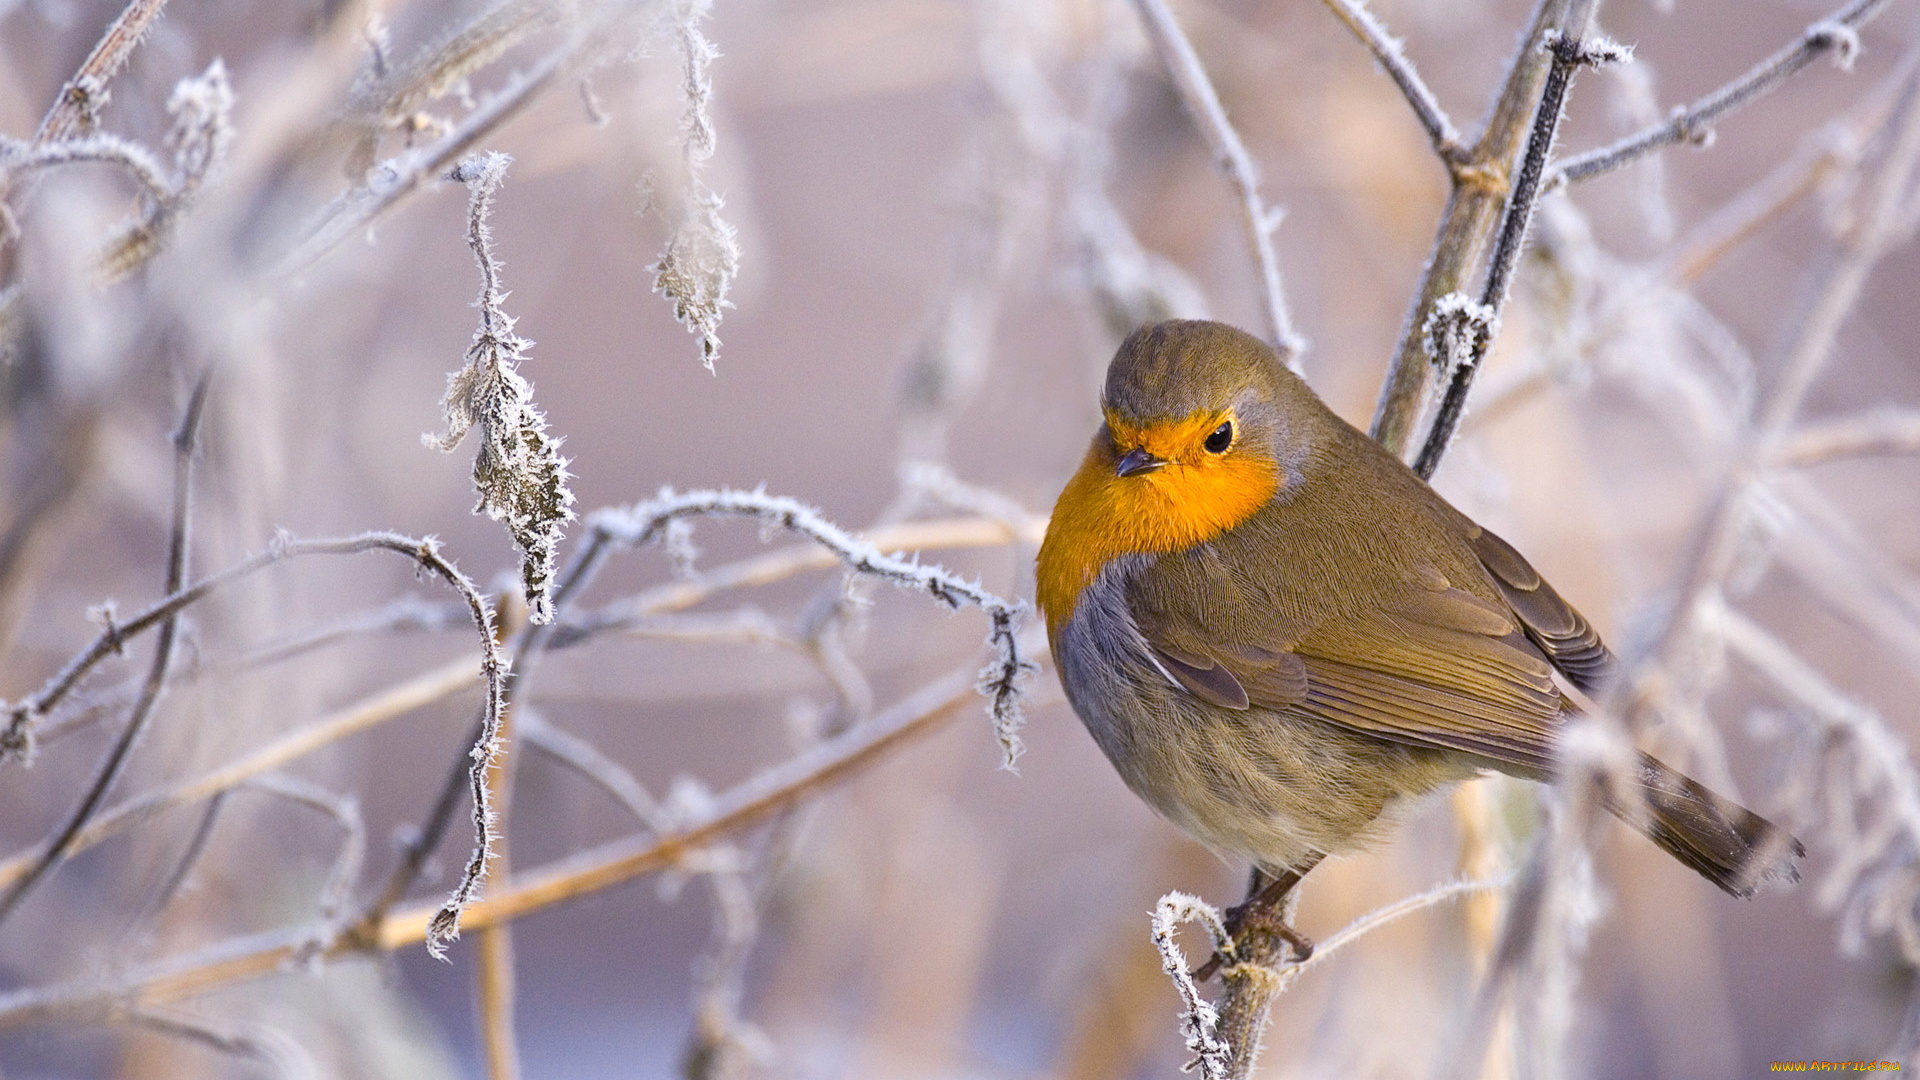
xmin=1038 ymin=320 xmax=1327 ymax=633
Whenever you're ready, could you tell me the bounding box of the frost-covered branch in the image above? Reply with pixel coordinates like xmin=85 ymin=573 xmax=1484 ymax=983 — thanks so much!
xmin=1318 ymin=0 xmax=1464 ymax=161
xmin=1555 ymin=0 xmax=1893 ymax=185
xmin=1130 ymin=0 xmax=1303 ymax=366
xmin=425 ymin=151 xmax=575 ymax=626
xmin=585 ymin=489 xmax=1035 ymax=764
xmin=648 ymin=0 xmax=739 ymax=370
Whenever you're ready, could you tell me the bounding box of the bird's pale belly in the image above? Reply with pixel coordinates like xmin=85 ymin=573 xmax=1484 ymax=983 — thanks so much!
xmin=1053 ymin=572 xmax=1472 ymax=873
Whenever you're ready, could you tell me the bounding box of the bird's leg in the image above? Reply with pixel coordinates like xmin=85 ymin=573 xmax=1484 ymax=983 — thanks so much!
xmin=1194 ymin=855 xmax=1323 ymax=981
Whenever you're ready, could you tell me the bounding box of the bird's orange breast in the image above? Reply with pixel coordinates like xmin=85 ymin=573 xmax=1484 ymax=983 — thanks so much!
xmin=1036 ymin=428 xmax=1280 ymax=636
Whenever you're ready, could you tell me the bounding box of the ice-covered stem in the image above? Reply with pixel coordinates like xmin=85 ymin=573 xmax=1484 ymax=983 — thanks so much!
xmin=426 ymin=151 xmax=576 ymax=626
xmin=649 ymin=0 xmax=739 ymax=370
xmin=34 ymin=0 xmax=172 ymax=144
xmin=1150 ymin=893 xmax=1234 ymax=1080
xmin=1130 ymin=0 xmax=1304 ymax=368
xmin=1555 ymin=0 xmax=1892 ymax=186
xmin=1412 ymin=29 xmax=1627 ymax=480
xmin=100 ymin=59 xmax=235 ymax=278
xmin=585 ymin=488 xmax=1034 ymax=765
xmin=0 ymin=523 xmax=505 ymax=955
xmin=0 ymin=134 xmax=173 ymax=208
xmin=1369 ymin=0 xmax=1579 ymax=455
xmin=1319 ymin=0 xmax=1464 ymax=162
xmin=0 ymin=375 xmax=209 ymax=927
xmin=1626 ymin=65 xmax=1920 ymax=717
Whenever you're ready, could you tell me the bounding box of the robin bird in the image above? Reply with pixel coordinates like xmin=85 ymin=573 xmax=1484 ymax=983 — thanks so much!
xmin=1036 ymin=319 xmax=1802 ymax=954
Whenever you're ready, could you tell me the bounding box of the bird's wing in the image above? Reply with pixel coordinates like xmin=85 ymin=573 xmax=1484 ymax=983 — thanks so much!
xmin=1466 ymin=525 xmax=1614 ymax=694
xmin=1135 ymin=562 xmax=1566 ymax=775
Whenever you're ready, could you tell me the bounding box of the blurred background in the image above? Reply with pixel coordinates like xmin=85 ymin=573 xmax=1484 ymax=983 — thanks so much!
xmin=0 ymin=0 xmax=1917 ymax=1076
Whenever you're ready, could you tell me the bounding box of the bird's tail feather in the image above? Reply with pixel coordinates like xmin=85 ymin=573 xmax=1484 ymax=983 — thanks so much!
xmin=1606 ymin=753 xmax=1804 ymax=898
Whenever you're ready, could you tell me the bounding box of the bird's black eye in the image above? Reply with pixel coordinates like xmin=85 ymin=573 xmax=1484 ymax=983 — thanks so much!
xmin=1203 ymin=421 xmax=1233 ymax=454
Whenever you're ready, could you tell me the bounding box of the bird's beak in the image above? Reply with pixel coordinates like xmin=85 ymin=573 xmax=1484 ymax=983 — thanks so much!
xmin=1115 ymin=447 xmax=1165 ymax=477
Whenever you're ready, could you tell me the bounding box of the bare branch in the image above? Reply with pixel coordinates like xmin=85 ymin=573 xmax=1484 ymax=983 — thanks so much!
xmin=1318 ymin=0 xmax=1464 ymax=161
xmin=34 ymin=0 xmax=172 ymax=144
xmin=1414 ymin=30 xmax=1628 ymax=479
xmin=1777 ymin=408 xmax=1920 ymax=466
xmin=1555 ymin=0 xmax=1893 ymax=186
xmin=0 ymin=374 xmax=211 ymax=925
xmin=1130 ymin=0 xmax=1304 ymax=365
xmin=584 ymin=489 xmax=1034 ymax=766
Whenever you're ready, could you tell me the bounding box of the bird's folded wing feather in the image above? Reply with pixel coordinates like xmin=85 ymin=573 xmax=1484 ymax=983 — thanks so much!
xmin=1139 ymin=573 xmax=1568 ymax=775
xmin=1467 ymin=525 xmax=1614 ymax=693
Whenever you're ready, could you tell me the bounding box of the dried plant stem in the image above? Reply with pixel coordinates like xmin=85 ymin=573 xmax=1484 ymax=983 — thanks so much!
xmin=1318 ymin=0 xmax=1464 ymax=161
xmin=0 ymin=375 xmax=210 ymax=925
xmin=278 ymin=37 xmax=576 ymax=277
xmin=1413 ymin=26 xmax=1620 ymax=479
xmin=380 ymin=663 xmax=981 ymax=942
xmin=1637 ymin=67 xmax=1920 ymax=696
xmin=1369 ymin=0 xmax=1575 ymax=455
xmin=1554 ymin=0 xmax=1892 ymax=186
xmin=1778 ymin=408 xmax=1920 ymax=466
xmin=0 ymin=658 xmax=480 ymax=892
xmin=0 ymin=663 xmax=988 ymax=1028
xmin=33 ymin=0 xmax=172 ymax=144
xmin=1130 ymin=0 xmax=1303 ymax=365
xmin=478 ymin=919 xmax=521 ymax=1080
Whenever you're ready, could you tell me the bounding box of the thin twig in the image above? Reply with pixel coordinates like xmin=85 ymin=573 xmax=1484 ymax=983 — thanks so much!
xmin=0 ymin=374 xmax=211 ymax=925
xmin=1318 ymin=0 xmax=1464 ymax=161
xmin=1413 ymin=27 xmax=1624 ymax=479
xmin=276 ymin=37 xmax=577 ymax=278
xmin=135 ymin=791 xmax=226 ymax=927
xmin=1554 ymin=0 xmax=1892 ymax=186
xmin=34 ymin=0 xmax=172 ymax=144
xmin=583 ymin=489 xmax=1034 ymax=766
xmin=129 ymin=1007 xmax=315 ymax=1080
xmin=0 ymin=658 xmax=482 ymax=892
xmin=1130 ymin=0 xmax=1304 ymax=365
xmin=1369 ymin=0 xmax=1575 ymax=455
xmin=0 ymin=664 xmax=991 ymax=1027
xmin=1777 ymin=408 xmax=1920 ymax=465
xmin=520 ymin=710 xmax=667 ymax=832
xmin=0 ymin=528 xmax=506 ymax=948
xmin=244 ymin=774 xmax=366 ymax=928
